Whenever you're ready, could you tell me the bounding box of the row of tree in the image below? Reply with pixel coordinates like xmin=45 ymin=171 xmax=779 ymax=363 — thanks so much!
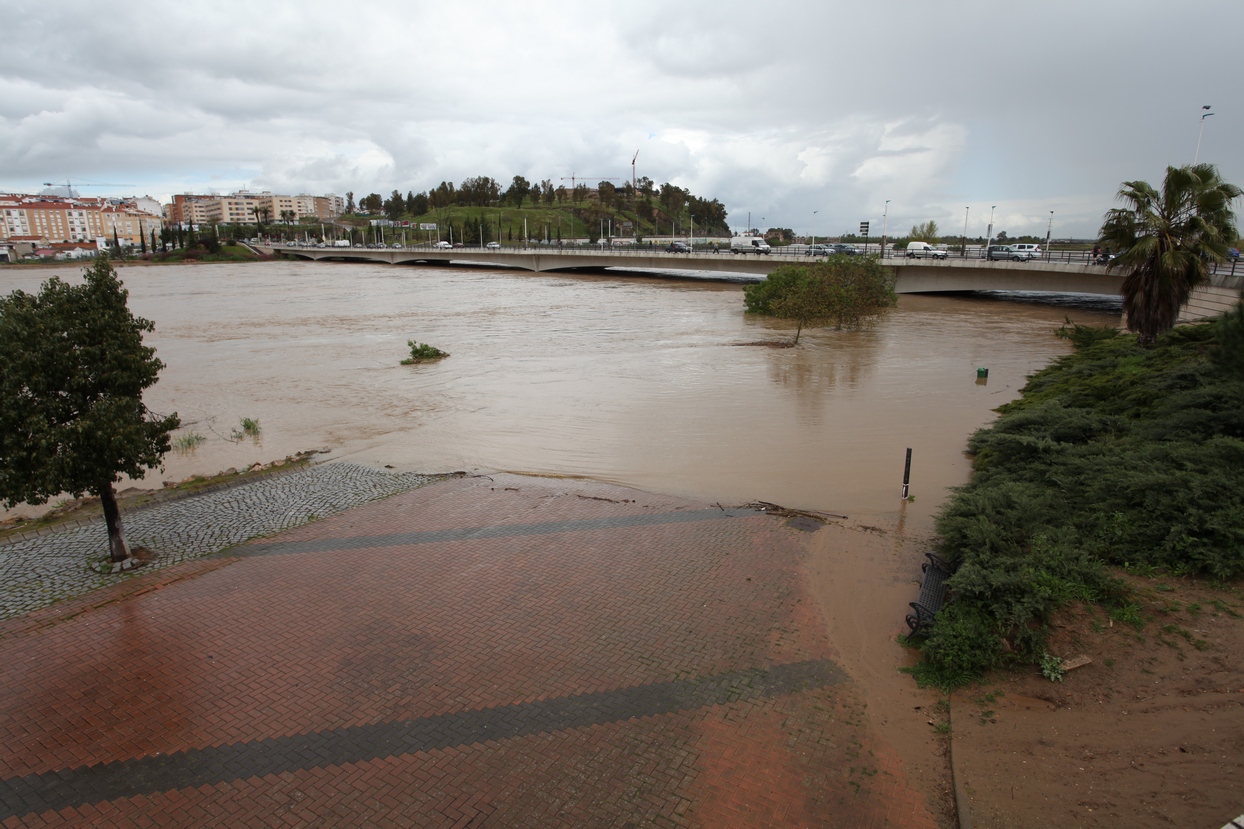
xmin=340 ymin=175 xmax=730 ymax=235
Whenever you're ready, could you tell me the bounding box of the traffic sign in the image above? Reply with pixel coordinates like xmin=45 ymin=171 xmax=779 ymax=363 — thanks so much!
xmin=859 ymin=221 xmax=870 ymax=236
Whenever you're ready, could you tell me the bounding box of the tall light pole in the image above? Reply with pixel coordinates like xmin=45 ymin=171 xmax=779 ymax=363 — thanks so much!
xmin=1045 ymin=210 xmax=1054 ymax=258
xmin=880 ymin=200 xmax=891 ymax=259
xmin=812 ymin=210 xmax=818 ymax=245
xmin=986 ymin=205 xmax=996 ymax=249
xmin=962 ymin=206 xmax=969 ymax=258
xmin=1194 ymin=105 xmax=1214 ymax=164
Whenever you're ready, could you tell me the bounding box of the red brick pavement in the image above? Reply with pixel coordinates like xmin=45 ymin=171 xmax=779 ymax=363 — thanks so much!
xmin=0 ymin=475 xmax=940 ymax=827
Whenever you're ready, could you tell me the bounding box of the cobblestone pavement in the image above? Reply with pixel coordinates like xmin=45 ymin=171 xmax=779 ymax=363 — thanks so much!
xmin=0 ymin=474 xmax=941 ymax=828
xmin=0 ymin=464 xmax=442 ymax=621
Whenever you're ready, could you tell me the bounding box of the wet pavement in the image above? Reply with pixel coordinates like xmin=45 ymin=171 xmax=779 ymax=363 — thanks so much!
xmin=0 ymin=473 xmax=940 ymax=827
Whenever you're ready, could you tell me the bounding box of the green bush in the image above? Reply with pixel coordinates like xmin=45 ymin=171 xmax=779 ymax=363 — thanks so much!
xmin=920 ymin=317 xmax=1244 ymax=685
xmin=401 ymin=340 xmax=448 ymax=365
xmin=742 ymin=257 xmax=896 ymax=343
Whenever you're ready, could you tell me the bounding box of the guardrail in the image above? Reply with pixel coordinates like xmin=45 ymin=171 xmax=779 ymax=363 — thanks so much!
xmin=269 ymin=241 xmax=1241 ymax=277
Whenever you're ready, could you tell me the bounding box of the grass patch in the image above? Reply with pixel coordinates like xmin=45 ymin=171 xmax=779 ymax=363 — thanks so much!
xmin=916 ymin=312 xmax=1244 ymax=687
xmin=173 ymin=431 xmax=206 ymax=452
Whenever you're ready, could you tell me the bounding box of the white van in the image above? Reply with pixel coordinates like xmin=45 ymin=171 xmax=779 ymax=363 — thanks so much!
xmin=730 ymin=236 xmax=771 ymax=255
xmin=905 ymin=241 xmax=947 ymax=259
xmin=1011 ymin=244 xmax=1042 ymax=258
xmin=332 ymin=239 xmax=350 ymax=247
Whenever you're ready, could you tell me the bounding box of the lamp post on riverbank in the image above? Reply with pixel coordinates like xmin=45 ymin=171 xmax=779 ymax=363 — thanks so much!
xmin=880 ymin=200 xmax=890 ymax=259
xmin=961 ymin=206 xmax=969 ymax=258
xmin=1194 ymin=105 xmax=1214 ymax=164
xmin=1045 ymin=211 xmax=1054 ymax=259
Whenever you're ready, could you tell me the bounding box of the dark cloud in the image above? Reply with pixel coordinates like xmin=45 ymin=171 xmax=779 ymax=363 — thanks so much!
xmin=0 ymin=0 xmax=1239 ymax=237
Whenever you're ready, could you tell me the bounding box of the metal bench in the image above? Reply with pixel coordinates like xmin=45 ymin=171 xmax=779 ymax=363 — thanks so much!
xmin=905 ymin=552 xmax=955 ymax=637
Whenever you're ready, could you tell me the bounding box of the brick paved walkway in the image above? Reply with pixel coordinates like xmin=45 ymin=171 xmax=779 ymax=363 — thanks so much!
xmin=0 ymin=474 xmax=939 ymax=827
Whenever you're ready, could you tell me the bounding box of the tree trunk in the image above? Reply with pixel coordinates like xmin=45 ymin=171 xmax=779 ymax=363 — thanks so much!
xmin=99 ymin=483 xmax=132 ymax=563
xmin=793 ymin=319 xmax=804 ymax=345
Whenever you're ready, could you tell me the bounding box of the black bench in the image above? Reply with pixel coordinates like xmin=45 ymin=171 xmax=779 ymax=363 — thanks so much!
xmin=905 ymin=552 xmax=955 ymax=637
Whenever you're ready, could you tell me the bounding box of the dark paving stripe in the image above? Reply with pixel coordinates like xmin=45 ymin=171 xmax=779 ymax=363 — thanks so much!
xmin=0 ymin=659 xmax=843 ymax=820
xmin=236 ymin=507 xmax=753 ymax=557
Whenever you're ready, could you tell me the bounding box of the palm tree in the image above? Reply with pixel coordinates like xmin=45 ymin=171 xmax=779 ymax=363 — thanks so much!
xmin=1099 ymin=164 xmax=1240 ymax=345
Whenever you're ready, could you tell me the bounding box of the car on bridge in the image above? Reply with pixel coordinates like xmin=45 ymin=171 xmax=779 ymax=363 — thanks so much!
xmin=486 ymin=242 xmax=501 ymax=250
xmin=984 ymin=244 xmax=1035 ymax=261
xmin=666 ymin=241 xmax=691 ymax=253
xmin=905 ymin=241 xmax=948 ymax=260
xmin=433 ymin=241 xmax=452 ymax=249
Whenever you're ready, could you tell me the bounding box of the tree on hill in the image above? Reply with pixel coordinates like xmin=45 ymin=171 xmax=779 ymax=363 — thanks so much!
xmin=1099 ymin=163 xmax=1241 ymax=345
xmin=345 ymin=191 xmax=355 ymax=213
xmin=0 ymin=256 xmax=180 ymax=562
xmin=743 ymin=257 xmax=897 ymax=344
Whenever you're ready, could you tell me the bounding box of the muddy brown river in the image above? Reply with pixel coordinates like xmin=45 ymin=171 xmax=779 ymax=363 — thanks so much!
xmin=2 ymin=260 xmax=1120 ymax=531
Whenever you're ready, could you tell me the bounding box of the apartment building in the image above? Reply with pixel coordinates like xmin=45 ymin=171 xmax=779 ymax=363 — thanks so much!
xmin=164 ymin=190 xmax=343 ymax=225
xmin=1 ymin=194 xmax=107 ymax=243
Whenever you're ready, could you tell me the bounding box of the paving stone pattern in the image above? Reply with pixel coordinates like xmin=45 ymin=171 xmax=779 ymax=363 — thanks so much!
xmin=0 ymin=464 xmax=441 ymax=621
xmin=0 ymin=474 xmax=940 ymax=828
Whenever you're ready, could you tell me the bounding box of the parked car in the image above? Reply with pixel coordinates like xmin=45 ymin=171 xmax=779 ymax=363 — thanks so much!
xmin=666 ymin=241 xmax=691 ymax=253
xmin=486 ymin=241 xmax=501 ymax=250
xmin=905 ymin=241 xmax=948 ymax=260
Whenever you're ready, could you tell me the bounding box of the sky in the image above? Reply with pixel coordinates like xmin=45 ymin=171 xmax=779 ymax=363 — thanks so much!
xmin=1 ymin=0 xmax=1240 ymax=239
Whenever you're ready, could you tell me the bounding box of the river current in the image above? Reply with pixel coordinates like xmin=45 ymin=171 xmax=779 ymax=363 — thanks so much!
xmin=2 ymin=261 xmax=1121 ymax=531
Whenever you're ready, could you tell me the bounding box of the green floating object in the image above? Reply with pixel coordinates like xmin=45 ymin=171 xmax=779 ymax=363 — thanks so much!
xmin=977 ymin=367 xmax=989 ymax=378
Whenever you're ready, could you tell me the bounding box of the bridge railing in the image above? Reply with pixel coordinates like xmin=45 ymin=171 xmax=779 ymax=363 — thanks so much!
xmin=270 ymin=241 xmax=1241 ymax=276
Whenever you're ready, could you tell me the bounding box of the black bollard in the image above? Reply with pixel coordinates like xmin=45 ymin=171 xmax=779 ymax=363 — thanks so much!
xmin=901 ymin=447 xmax=912 ymax=499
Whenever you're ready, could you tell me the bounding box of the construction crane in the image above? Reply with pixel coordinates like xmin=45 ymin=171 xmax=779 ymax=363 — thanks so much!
xmin=42 ymin=179 xmax=136 ymax=197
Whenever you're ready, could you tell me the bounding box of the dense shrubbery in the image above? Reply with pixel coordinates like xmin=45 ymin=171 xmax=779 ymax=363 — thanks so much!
xmin=916 ymin=310 xmax=1244 ymax=687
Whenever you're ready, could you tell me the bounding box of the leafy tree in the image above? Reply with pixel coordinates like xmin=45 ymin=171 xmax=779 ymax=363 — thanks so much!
xmin=0 ymin=256 xmax=179 ymax=562
xmin=409 ymin=191 xmax=430 ymax=216
xmin=384 ymin=190 xmax=405 ymax=220
xmin=909 ymin=220 xmax=940 ymax=242
xmin=598 ymin=181 xmax=616 ymax=208
xmin=744 ymin=258 xmax=897 ymax=343
xmin=359 ymin=193 xmax=383 ymax=213
xmin=345 ymin=191 xmax=355 ymax=213
xmin=505 ymin=176 xmax=531 ymax=207
xmin=1100 ymin=163 xmax=1241 ymax=345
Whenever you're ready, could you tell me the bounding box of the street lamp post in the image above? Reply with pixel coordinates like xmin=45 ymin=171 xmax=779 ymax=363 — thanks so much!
xmin=812 ymin=210 xmax=818 ymax=246
xmin=1194 ymin=105 xmax=1214 ymax=164
xmin=986 ymin=205 xmax=997 ymax=250
xmin=961 ymin=206 xmax=969 ymax=258
xmin=1045 ymin=211 xmax=1054 ymax=259
xmin=880 ymin=200 xmax=891 ymax=259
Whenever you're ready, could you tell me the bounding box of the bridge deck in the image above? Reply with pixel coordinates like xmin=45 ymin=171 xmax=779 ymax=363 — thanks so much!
xmin=266 ymin=244 xmax=1128 ymax=296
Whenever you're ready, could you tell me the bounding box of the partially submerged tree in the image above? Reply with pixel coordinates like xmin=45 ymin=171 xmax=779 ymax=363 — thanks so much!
xmin=1099 ymin=163 xmax=1240 ymax=345
xmin=744 ymin=257 xmax=897 ymax=343
xmin=0 ymin=255 xmax=179 ymax=562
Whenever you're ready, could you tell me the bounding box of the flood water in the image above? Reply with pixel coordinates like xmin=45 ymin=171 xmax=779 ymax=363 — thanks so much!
xmin=2 ymin=261 xmax=1121 ymax=530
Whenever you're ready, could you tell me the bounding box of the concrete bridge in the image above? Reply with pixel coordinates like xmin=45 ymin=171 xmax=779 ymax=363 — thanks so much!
xmin=263 ymin=244 xmax=1241 ymax=321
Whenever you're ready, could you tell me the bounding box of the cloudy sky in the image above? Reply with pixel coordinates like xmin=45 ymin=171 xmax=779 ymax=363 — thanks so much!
xmin=1 ymin=0 xmax=1240 ymax=238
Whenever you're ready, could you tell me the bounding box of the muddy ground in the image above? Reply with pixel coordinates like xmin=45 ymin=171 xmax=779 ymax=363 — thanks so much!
xmin=807 ymin=516 xmax=1244 ymax=828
